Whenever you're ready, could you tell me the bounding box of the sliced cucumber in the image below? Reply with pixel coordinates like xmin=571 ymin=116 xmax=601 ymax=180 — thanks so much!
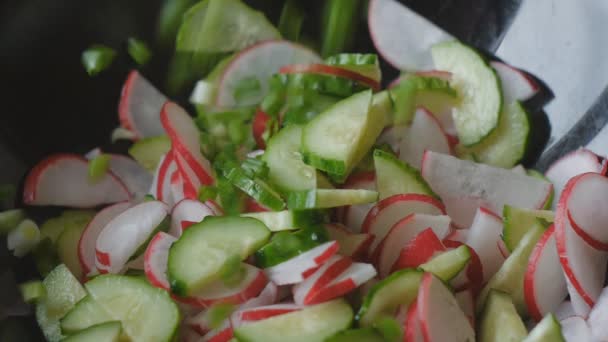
xmin=325 ymin=328 xmax=385 ymax=342
xmin=373 ymin=149 xmax=436 ymax=200
xmin=431 ymin=41 xmax=502 ymax=146
xmin=255 ymin=225 xmax=328 ymax=268
xmin=226 ymin=167 xmax=286 ymax=211
xmin=527 ymin=169 xmax=554 ymax=209
xmin=40 ymin=210 xmax=95 ymax=244
xmin=523 ymin=314 xmax=565 ymax=342
xmin=20 ymin=280 xmax=45 ymax=303
xmin=354 ymin=91 xmax=393 ymax=165
xmin=234 ymin=299 xmax=353 ymax=342
xmin=242 ymin=210 xmax=325 ymax=232
xmin=168 ymin=216 xmax=270 ymax=295
xmin=60 ymin=296 xmax=113 ymax=334
xmin=302 ymin=90 xmax=375 ymax=177
xmin=390 ymin=75 xmax=458 ymax=125
xmin=127 ymin=135 xmax=171 ymax=172
xmin=477 ymin=224 xmax=545 ymax=316
xmin=326 ymin=54 xmax=382 ymax=82
xmin=56 ymin=214 xmax=91 ymax=280
xmin=287 ymin=189 xmax=378 ymax=209
xmin=479 ymin=290 xmax=527 ymax=342
xmin=457 ymin=101 xmax=530 ymax=168
xmin=420 ymin=244 xmax=471 ymax=282
xmin=502 ymin=205 xmax=554 ymax=252
xmin=61 ymin=321 xmax=122 ymax=342
xmin=85 ymin=275 xmax=180 ymax=342
xmin=357 ymin=269 xmax=423 ymax=327
xmin=36 ymin=302 xmax=64 ymax=342
xmin=264 ymin=125 xmax=317 ymax=192
xmin=0 ymin=209 xmax=25 ymax=234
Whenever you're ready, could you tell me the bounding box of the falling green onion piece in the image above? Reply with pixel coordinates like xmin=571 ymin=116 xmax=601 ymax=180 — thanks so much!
xmin=128 ymin=38 xmax=152 ymax=66
xmin=81 ymin=45 xmax=117 ymax=76
xmin=320 ymin=0 xmax=362 ymax=57
xmin=88 ymin=154 xmax=111 ymax=183
xmin=278 ymin=0 xmax=305 ymax=42
xmin=20 ymin=280 xmax=46 ymax=304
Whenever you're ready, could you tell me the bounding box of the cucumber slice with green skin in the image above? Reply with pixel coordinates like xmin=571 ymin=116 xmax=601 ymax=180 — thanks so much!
xmin=502 ymin=205 xmax=554 ymax=252
xmin=60 ymin=296 xmax=113 ymax=335
xmin=234 ymin=299 xmax=353 ymax=342
xmin=255 ymin=225 xmax=329 ymax=268
xmin=61 ymin=321 xmax=122 ymax=342
xmin=431 ymin=41 xmax=502 ymax=146
xmin=0 ymin=209 xmax=25 ymax=234
xmin=325 ymin=328 xmax=385 ymax=342
xmin=36 ymin=302 xmax=64 ymax=342
xmin=357 ymin=269 xmax=423 ymax=327
xmin=420 ymin=245 xmax=471 ymax=282
xmin=390 ymin=75 xmax=458 ymax=125
xmin=287 ymin=189 xmax=378 ymax=210
xmin=325 ymin=54 xmax=382 ymax=83
xmin=57 ymin=213 xmax=93 ymax=280
xmin=127 ymin=135 xmax=171 ymax=172
xmin=85 ymin=275 xmax=180 ymax=341
xmin=527 ymin=169 xmax=555 ymax=210
xmin=523 ymin=314 xmax=565 ymax=342
xmin=479 ymin=290 xmax=528 ymax=342
xmin=477 ymin=224 xmax=545 ymax=316
xmin=168 ymin=216 xmax=270 ymax=295
xmin=302 ymin=90 xmax=375 ymax=177
xmin=20 ymin=280 xmax=45 ymax=303
xmin=264 ymin=125 xmax=317 ymax=192
xmin=40 ymin=211 xmax=96 ymax=244
xmin=226 ymin=167 xmax=285 ymax=211
xmin=373 ymin=149 xmax=436 ymax=200
xmin=457 ymin=101 xmax=530 ymax=168
xmin=43 ymin=264 xmax=87 ymax=319
xmin=242 ymin=210 xmax=325 ymax=232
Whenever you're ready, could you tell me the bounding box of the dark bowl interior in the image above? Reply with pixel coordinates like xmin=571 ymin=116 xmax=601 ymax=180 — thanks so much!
xmin=0 ymin=0 xmax=524 ymax=339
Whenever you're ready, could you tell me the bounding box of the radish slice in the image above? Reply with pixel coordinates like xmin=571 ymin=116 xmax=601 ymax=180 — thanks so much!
xmin=106 ymin=154 xmax=153 ymax=199
xmin=563 ymin=173 xmax=608 ymax=249
xmin=279 ymin=64 xmax=380 ymax=90
xmin=23 ymin=154 xmax=131 ymax=208
xmin=239 ymin=282 xmax=279 ymax=310
xmin=292 ymin=256 xmax=353 ymax=305
xmin=454 ymin=289 xmax=475 ymax=327
xmin=362 ymin=193 xmax=446 ymax=256
xmin=393 ymin=228 xmax=446 ymax=272
xmin=376 ymin=125 xmax=407 ymax=154
xmin=118 ymin=70 xmax=168 ymax=139
xmin=421 ymin=151 xmax=553 ymax=226
xmin=78 ymin=202 xmax=133 ymax=276
xmin=587 ymin=287 xmax=608 ymax=341
xmin=444 ymin=228 xmax=469 ymax=243
xmin=377 ymin=214 xmax=452 ymax=277
xmin=95 ymin=201 xmax=169 ymax=274
xmin=216 ymin=40 xmax=321 ymax=108
xmin=190 ymin=264 xmax=268 ymax=308
xmin=490 ymin=61 xmax=539 ymax=104
xmin=149 ymin=152 xmax=178 ymax=205
xmin=555 ymin=191 xmax=608 ymax=316
xmin=368 ymin=0 xmax=453 ymax=71
xmin=231 ymin=304 xmax=302 ymax=329
xmin=524 ymin=225 xmax=568 ymax=322
xmin=325 ymin=224 xmax=373 ymax=259
xmin=404 ymin=301 xmax=424 ymax=342
xmin=560 ymin=316 xmax=594 ymax=342
xmin=263 ymin=241 xmax=339 ymax=285
xmin=170 ymin=199 xmax=216 ymax=237
xmin=443 ymin=240 xmax=484 ymax=294
xmin=465 ymin=208 xmax=504 ymax=282
xmin=340 ymin=172 xmax=376 ymax=233
xmin=201 ymin=320 xmax=233 ymax=342
xmin=555 ymin=301 xmax=576 ymax=321
xmin=399 ymin=108 xmax=451 ymax=169
xmin=160 ymin=102 xmax=214 ymax=187
xmin=417 ymin=273 xmax=475 ymax=342
xmin=545 ymin=148 xmax=602 ymax=204
xmin=144 ymin=231 xmax=176 ymax=290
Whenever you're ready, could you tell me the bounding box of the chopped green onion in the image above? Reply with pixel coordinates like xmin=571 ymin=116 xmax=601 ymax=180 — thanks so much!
xmin=81 ymin=45 xmax=117 ymax=76
xmin=233 ymin=77 xmax=262 ymax=105
xmin=20 ymin=280 xmax=46 ymax=304
xmin=241 ymin=158 xmax=268 ymax=179
xmin=320 ymin=0 xmax=362 ymax=57
xmin=127 ymin=38 xmax=152 ymax=66
xmin=372 ymin=317 xmax=403 ymax=342
xmin=198 ymin=186 xmax=218 ymax=202
xmin=278 ymin=0 xmax=305 ymax=41
xmin=88 ymin=154 xmax=111 ymax=183
xmin=0 ymin=209 xmax=25 ymax=235
xmin=7 ymin=219 xmax=40 ymax=258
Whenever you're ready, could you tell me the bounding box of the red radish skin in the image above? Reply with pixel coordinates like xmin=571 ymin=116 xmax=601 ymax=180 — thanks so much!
xmin=78 ymin=202 xmax=132 ymax=277
xmin=564 ymin=173 xmax=608 ymax=249
xmin=201 ymin=322 xmax=233 ymax=342
xmin=292 ymin=256 xmax=353 ymax=305
xmin=252 ymin=109 xmax=271 ymax=149
xmin=417 ymin=273 xmax=475 ymax=342
xmin=263 ymin=241 xmax=340 ymax=285
xmin=231 ymin=304 xmax=302 ymax=329
xmin=404 ymin=300 xmax=424 ymax=342
xmin=150 ymin=152 xmax=176 ymax=204
xmin=399 ymin=108 xmax=452 ymax=169
xmin=362 ymin=193 xmax=446 ymax=255
xmin=244 ymin=197 xmax=270 ymax=213
xmin=497 ymin=240 xmax=510 ymax=259
xmin=339 ymin=172 xmax=376 ymax=233
xmin=279 ymin=64 xmax=380 ymax=91
xmin=524 ymin=225 xmax=569 ymax=322
xmin=144 ymin=231 xmax=176 ymax=290
xmin=23 ymin=154 xmax=131 ymax=208
xmin=393 ymin=228 xmax=446 ymax=271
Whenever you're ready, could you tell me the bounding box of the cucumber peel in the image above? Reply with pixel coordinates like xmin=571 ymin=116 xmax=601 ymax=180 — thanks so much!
xmin=373 ymin=149 xmax=436 ymax=200
xmin=502 ymin=205 xmax=554 ymax=252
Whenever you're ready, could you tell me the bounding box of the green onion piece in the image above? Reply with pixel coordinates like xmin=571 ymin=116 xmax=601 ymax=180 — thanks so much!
xmin=320 ymin=0 xmax=362 ymax=57
xmin=0 ymin=209 xmax=25 ymax=235
xmin=219 ymin=255 xmax=246 ymax=287
xmin=233 ymin=77 xmax=262 ymax=106
xmin=372 ymin=317 xmax=403 ymax=342
xmin=81 ymin=45 xmax=117 ymax=76
xmin=241 ymin=158 xmax=268 ymax=179
xmin=20 ymin=281 xmax=46 ymax=304
xmin=127 ymin=38 xmax=152 ymax=66
xmin=7 ymin=219 xmax=40 ymax=258
xmin=198 ymin=186 xmax=218 ymax=202
xmin=88 ymin=154 xmax=111 ymax=183
xmin=278 ymin=0 xmax=305 ymax=41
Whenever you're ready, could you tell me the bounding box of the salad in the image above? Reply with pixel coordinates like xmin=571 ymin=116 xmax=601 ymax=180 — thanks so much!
xmin=2 ymin=0 xmax=607 ymax=341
